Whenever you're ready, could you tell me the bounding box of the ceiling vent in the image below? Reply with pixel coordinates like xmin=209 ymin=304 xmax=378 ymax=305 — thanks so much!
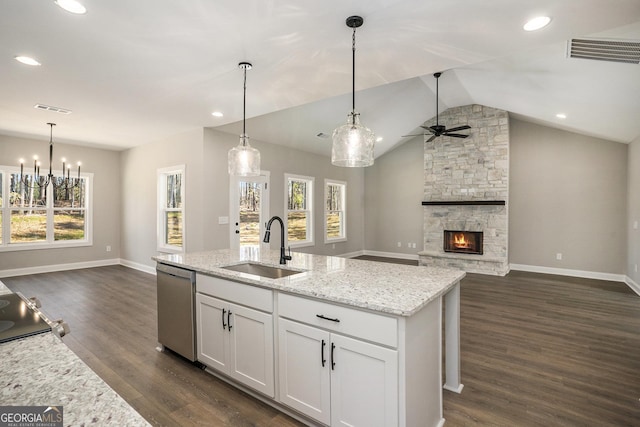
xmin=34 ymin=104 xmax=72 ymax=114
xmin=567 ymin=38 xmax=640 ymax=64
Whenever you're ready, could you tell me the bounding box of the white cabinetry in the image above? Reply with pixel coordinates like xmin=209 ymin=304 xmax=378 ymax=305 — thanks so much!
xmin=278 ymin=293 xmax=398 ymax=427
xmin=196 ymin=274 xmax=274 ymax=397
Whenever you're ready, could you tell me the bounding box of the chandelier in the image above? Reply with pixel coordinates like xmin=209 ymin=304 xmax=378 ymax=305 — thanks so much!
xmin=18 ymin=123 xmax=81 ymax=189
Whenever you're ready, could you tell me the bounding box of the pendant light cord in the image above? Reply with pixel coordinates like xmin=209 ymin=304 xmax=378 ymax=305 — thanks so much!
xmin=351 ymin=25 xmax=356 ymax=113
xmin=242 ymin=66 xmax=247 ymax=137
xmin=435 ymin=74 xmax=439 ymax=126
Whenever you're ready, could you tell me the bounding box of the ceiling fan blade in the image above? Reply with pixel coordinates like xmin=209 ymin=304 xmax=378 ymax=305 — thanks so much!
xmin=445 ymin=125 xmax=471 ymax=132
xmin=444 ymin=133 xmax=469 ymax=138
xmin=426 ymin=135 xmax=437 ymax=143
xmin=401 ymin=133 xmax=424 ymax=138
xmin=420 ymin=126 xmax=436 ymax=134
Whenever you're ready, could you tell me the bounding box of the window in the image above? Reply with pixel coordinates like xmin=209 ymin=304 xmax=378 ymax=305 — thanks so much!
xmin=285 ymin=174 xmax=313 ymax=247
xmin=325 ymin=179 xmax=346 ymax=242
xmin=157 ymin=166 xmax=185 ymax=253
xmin=0 ymin=166 xmax=92 ymax=251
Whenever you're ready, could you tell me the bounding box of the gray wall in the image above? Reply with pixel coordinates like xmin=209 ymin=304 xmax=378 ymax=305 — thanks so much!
xmin=119 ymin=128 xmax=366 ymax=270
xmin=364 ymin=136 xmax=424 ymax=255
xmin=0 ymin=133 xmax=121 ymax=271
xmin=120 ymin=128 xmax=206 ymax=268
xmin=628 ymin=137 xmax=640 ymax=283
xmin=509 ymin=119 xmax=627 ymax=274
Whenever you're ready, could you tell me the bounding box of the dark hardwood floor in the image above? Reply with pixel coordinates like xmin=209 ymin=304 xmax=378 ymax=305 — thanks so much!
xmin=3 ymin=266 xmax=640 ymax=426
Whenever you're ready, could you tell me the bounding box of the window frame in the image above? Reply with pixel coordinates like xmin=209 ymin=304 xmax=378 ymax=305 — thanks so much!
xmin=284 ymin=173 xmax=314 ymax=248
xmin=157 ymin=165 xmax=185 ymax=254
xmin=324 ymin=179 xmax=347 ymax=243
xmin=0 ymin=165 xmax=93 ymax=252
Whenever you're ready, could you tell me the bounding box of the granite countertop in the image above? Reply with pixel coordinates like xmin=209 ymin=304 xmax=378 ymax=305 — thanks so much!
xmin=0 ymin=333 xmax=150 ymax=426
xmin=153 ymin=248 xmax=466 ymax=316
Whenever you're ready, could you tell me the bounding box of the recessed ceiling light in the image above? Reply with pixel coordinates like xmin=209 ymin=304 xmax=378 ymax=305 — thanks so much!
xmin=376 ymin=136 xmax=383 ymax=142
xmin=556 ymin=113 xmax=567 ymax=119
xmin=15 ymin=56 xmax=41 ymax=66
xmin=523 ymin=16 xmax=551 ymax=31
xmin=54 ymin=0 xmax=87 ymax=14
xmin=211 ymin=111 xmax=224 ymax=117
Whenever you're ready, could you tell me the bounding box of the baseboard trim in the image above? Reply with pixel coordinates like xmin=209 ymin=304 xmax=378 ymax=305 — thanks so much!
xmin=625 ymin=276 xmax=640 ymax=296
xmin=0 ymin=258 xmax=120 ymax=278
xmin=361 ymin=250 xmax=420 ymax=261
xmin=337 ymin=250 xmax=365 ymax=259
xmin=119 ymin=259 xmax=156 ymax=275
xmin=510 ymin=264 xmax=626 ymax=283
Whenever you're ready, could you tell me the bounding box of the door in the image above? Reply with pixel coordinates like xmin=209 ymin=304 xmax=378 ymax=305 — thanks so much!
xmin=229 ymin=172 xmax=270 ymax=249
xmin=228 ymin=303 xmax=275 ymax=397
xmin=196 ymin=293 xmax=229 ymax=371
xmin=330 ymin=334 xmax=399 ymax=427
xmin=278 ymin=318 xmax=331 ymax=425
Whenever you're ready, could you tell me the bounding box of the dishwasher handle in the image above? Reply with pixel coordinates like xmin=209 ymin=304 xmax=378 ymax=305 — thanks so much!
xmin=156 ymin=263 xmax=195 ymax=281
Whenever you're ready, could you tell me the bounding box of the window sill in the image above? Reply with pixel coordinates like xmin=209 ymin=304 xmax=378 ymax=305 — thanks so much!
xmin=289 ymin=241 xmax=314 ymax=249
xmin=0 ymin=240 xmax=92 ymax=252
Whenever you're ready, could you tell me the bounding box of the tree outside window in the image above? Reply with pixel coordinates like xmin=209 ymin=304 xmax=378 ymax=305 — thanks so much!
xmin=325 ymin=180 xmax=346 ymax=242
xmin=157 ymin=166 xmax=185 ymax=253
xmin=286 ymin=174 xmax=313 ymax=247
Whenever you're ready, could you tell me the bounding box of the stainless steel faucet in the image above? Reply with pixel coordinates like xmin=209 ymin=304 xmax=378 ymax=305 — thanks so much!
xmin=263 ymin=216 xmax=292 ymax=265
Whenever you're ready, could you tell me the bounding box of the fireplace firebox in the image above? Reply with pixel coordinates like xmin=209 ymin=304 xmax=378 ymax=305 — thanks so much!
xmin=444 ymin=230 xmax=483 ymax=255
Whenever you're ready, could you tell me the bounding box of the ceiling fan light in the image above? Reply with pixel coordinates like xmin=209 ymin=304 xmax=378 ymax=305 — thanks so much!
xmin=228 ymin=135 xmax=260 ymax=176
xmin=332 ymin=112 xmax=374 ymax=167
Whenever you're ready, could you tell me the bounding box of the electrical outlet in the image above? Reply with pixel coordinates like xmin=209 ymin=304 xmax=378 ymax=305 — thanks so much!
xmin=635 ymin=264 xmax=638 ymax=273
xmin=332 ymin=243 xmax=335 ymax=249
xmin=397 ymin=242 xmax=401 ymax=248
xmin=106 ymin=245 xmax=111 ymax=252
xmin=411 ymin=243 xmax=417 ymax=248
xmin=634 ymin=220 xmax=638 ymax=230
xmin=556 ymin=253 xmax=562 ymax=260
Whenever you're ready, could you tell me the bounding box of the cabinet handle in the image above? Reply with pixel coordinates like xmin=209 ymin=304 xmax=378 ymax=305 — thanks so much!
xmin=227 ymin=310 xmax=232 ymax=331
xmin=331 ymin=342 xmax=336 ymax=370
xmin=321 ymin=339 xmax=326 ymax=367
xmin=316 ymin=314 xmax=340 ymax=323
xmin=222 ymin=308 xmax=227 ymax=330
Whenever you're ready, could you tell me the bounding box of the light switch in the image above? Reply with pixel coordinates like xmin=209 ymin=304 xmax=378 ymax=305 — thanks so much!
xmin=634 ymin=220 xmax=638 ymax=230
xmin=218 ymin=216 xmax=229 ymax=225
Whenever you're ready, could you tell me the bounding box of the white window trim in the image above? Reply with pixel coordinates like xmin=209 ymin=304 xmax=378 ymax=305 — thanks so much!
xmin=284 ymin=173 xmax=314 ymax=248
xmin=324 ymin=179 xmax=347 ymax=244
xmin=157 ymin=165 xmax=185 ymax=254
xmin=0 ymin=165 xmax=94 ymax=252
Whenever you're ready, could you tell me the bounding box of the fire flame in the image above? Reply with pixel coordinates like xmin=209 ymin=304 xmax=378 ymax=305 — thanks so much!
xmin=454 ymin=233 xmax=472 ymax=248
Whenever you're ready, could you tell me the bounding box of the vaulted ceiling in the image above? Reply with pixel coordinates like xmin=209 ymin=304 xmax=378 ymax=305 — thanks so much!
xmin=1 ymin=1 xmax=639 ymax=158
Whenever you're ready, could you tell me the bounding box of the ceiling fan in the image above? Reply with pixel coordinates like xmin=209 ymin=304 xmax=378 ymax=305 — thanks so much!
xmin=404 ymin=72 xmax=471 ymax=142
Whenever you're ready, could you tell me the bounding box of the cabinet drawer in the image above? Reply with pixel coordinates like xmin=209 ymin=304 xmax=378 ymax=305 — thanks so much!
xmin=278 ymin=293 xmax=397 ymax=348
xmin=197 ymin=274 xmax=273 ymax=313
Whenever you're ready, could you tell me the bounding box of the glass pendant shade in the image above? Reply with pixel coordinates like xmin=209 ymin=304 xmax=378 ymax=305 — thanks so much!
xmin=331 ymin=111 xmax=375 ymax=167
xmin=228 ymin=134 xmax=260 ymax=176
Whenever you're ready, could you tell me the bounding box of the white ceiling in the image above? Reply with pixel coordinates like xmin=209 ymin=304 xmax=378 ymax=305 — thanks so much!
xmin=1 ymin=1 xmax=639 ymax=158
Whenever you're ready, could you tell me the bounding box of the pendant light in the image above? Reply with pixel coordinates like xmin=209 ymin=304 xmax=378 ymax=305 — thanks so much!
xmin=228 ymin=62 xmax=261 ymax=176
xmin=331 ymin=15 xmax=375 ymax=168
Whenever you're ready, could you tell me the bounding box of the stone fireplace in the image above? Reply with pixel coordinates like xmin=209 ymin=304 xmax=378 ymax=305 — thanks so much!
xmin=418 ymin=105 xmax=509 ymax=275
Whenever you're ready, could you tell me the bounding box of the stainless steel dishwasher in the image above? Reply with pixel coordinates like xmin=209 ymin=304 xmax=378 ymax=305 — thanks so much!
xmin=156 ymin=263 xmax=196 ymax=361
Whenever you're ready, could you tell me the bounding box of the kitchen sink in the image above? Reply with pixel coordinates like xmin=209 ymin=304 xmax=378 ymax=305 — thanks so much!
xmin=221 ymin=262 xmax=304 ymax=279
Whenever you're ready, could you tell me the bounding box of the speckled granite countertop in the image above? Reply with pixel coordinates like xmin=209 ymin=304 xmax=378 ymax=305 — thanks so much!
xmin=0 ymin=333 xmax=150 ymax=426
xmin=154 ymin=248 xmax=465 ymax=316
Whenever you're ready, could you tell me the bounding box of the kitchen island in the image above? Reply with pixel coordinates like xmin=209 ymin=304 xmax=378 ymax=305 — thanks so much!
xmin=154 ymin=248 xmax=465 ymax=427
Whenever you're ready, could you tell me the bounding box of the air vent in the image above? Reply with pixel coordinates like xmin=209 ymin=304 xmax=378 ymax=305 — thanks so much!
xmin=568 ymin=38 xmax=640 ymax=64
xmin=34 ymin=104 xmax=72 ymax=114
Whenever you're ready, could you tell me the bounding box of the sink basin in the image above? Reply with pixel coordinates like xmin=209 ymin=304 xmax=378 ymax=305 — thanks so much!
xmin=221 ymin=262 xmax=303 ymax=279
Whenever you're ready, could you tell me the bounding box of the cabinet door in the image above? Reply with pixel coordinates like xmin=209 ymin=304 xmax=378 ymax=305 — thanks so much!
xmin=228 ymin=303 xmax=275 ymax=397
xmin=278 ymin=318 xmax=331 ymax=425
xmin=196 ymin=293 xmax=229 ymax=371
xmin=330 ymin=334 xmax=398 ymax=427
